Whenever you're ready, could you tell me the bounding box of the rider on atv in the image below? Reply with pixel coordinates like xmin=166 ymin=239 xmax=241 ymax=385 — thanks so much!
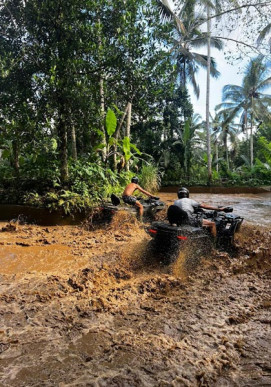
xmin=171 ymin=187 xmax=226 ymax=237
xmin=122 ymin=177 xmax=159 ymax=220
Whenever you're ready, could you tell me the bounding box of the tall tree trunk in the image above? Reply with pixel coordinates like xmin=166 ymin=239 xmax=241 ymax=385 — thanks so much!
xmin=250 ymin=113 xmax=254 ymax=168
xmin=98 ymin=17 xmax=106 ymax=162
xmin=215 ymin=140 xmax=218 ymax=173
xmin=250 ymin=96 xmax=254 ymax=167
xmin=56 ymin=83 xmax=68 ymax=184
xmin=58 ymin=115 xmax=68 ymax=183
xmin=182 ymin=59 xmax=186 ymax=87
xmin=99 ymin=75 xmax=106 ymax=162
xmin=187 ymin=145 xmax=191 ymax=182
xmin=206 ymin=6 xmax=212 ymax=184
xmin=164 ymin=124 xmax=169 ymax=142
xmin=12 ymin=137 xmax=19 ymax=175
xmin=71 ymin=125 xmax=77 ymax=161
xmin=56 ymin=10 xmax=69 ymax=184
xmin=244 ymin=110 xmax=249 ymax=139
xmin=243 ymin=110 xmax=250 ymax=161
xmin=125 ymin=102 xmax=132 ymax=171
xmin=224 ymin=135 xmax=229 ymax=169
xmin=250 ymin=122 xmax=254 ymax=168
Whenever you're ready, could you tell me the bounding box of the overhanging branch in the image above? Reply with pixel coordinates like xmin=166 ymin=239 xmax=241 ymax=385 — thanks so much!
xmin=212 ymin=36 xmax=261 ymax=52
xmin=196 ymin=1 xmax=271 ymax=27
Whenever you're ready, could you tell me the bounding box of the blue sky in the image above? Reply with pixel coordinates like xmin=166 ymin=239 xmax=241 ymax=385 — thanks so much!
xmin=165 ymin=0 xmax=271 ymax=118
xmin=165 ymin=0 xmax=271 ymax=120
xmin=188 ymin=48 xmax=247 ymax=119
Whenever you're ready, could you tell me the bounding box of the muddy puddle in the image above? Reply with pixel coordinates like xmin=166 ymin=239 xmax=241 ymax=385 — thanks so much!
xmin=0 ymin=195 xmax=271 ymax=386
xmin=158 ymin=192 xmax=271 ymax=226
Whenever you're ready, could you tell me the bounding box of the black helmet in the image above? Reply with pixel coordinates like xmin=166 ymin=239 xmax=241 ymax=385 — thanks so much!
xmin=177 ymin=187 xmax=189 ymax=199
xmin=131 ymin=176 xmax=139 ymax=184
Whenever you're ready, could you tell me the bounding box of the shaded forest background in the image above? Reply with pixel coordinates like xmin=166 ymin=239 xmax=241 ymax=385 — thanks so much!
xmin=0 ymin=0 xmax=271 ymax=213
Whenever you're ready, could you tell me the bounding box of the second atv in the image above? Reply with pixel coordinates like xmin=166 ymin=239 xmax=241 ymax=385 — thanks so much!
xmin=100 ymin=194 xmax=166 ymax=222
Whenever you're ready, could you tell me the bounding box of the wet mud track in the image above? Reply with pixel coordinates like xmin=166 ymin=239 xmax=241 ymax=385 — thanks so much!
xmin=0 ymin=210 xmax=271 ymax=386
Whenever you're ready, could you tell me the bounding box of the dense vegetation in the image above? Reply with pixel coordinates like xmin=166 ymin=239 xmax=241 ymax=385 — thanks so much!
xmin=0 ymin=0 xmax=271 ymax=213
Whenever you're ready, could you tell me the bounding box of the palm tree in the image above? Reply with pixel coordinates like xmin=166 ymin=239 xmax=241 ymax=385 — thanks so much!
xmin=157 ymin=0 xmax=222 ymax=98
xmin=212 ymin=110 xmax=240 ymax=170
xmin=217 ymin=56 xmax=271 ymax=167
xmin=173 ymin=113 xmax=204 ymax=180
xmin=157 ymin=0 xmax=223 ymax=184
xmin=257 ymin=21 xmax=271 ymax=50
xmin=210 ymin=113 xmax=222 ymax=173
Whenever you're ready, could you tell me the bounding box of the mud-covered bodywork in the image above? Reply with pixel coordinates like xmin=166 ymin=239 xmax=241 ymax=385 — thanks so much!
xmin=146 ymin=221 xmax=207 ymax=242
xmin=145 ymin=207 xmax=244 ymax=264
xmin=100 ymin=196 xmax=166 ymax=222
xmin=214 ymin=212 xmax=244 ymax=245
xmin=145 ymin=221 xmax=211 ymax=264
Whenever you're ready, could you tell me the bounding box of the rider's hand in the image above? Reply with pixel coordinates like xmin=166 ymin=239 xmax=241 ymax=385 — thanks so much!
xmin=222 ymin=206 xmax=233 ymax=213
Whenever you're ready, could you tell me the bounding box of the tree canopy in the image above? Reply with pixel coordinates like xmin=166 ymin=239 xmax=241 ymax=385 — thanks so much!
xmin=0 ymin=0 xmax=270 ymax=211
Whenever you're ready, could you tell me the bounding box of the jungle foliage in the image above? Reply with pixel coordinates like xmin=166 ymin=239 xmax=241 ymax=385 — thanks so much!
xmin=0 ymin=0 xmax=271 ymax=213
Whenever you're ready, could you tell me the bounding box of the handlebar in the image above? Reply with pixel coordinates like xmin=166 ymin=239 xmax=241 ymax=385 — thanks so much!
xmin=201 ymin=206 xmax=233 ymax=214
xmin=137 ymin=196 xmax=160 ymax=201
xmin=198 ymin=206 xmax=234 ymax=220
xmin=222 ymin=206 xmax=233 ymax=213
xmin=136 ymin=196 xmax=161 ymax=203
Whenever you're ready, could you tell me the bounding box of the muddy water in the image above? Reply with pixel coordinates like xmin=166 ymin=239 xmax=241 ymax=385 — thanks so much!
xmin=159 ymin=192 xmax=271 ymax=226
xmin=0 ymin=204 xmax=271 ymax=386
xmin=0 ymin=191 xmax=270 ymax=226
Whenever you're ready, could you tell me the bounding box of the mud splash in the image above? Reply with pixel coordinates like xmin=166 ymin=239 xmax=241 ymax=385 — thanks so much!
xmin=0 ymin=211 xmax=271 ymax=386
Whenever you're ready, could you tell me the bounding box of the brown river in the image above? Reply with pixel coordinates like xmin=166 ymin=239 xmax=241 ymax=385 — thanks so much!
xmin=0 ymin=192 xmax=271 ymax=386
xmin=159 ymin=192 xmax=271 ymax=226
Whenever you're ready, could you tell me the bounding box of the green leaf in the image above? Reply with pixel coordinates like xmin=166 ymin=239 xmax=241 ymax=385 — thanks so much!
xmin=51 ymin=138 xmax=58 ymax=151
xmin=130 ymin=143 xmax=142 ymax=155
xmin=112 ymin=104 xmax=122 ymax=115
xmin=122 ymin=137 xmax=132 ymax=161
xmin=2 ymin=149 xmax=10 ymax=159
xmin=94 ymin=143 xmax=106 ymax=150
xmin=122 ymin=136 xmax=130 ymax=154
xmin=106 ymin=109 xmax=117 ymax=136
xmin=108 ymin=137 xmax=117 ymax=146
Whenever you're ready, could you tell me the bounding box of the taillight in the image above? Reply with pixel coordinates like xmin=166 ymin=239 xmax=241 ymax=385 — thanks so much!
xmin=177 ymin=236 xmax=188 ymax=240
xmin=149 ymin=229 xmax=157 ymax=234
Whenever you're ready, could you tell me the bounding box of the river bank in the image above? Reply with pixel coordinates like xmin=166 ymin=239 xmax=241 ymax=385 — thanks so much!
xmin=0 ymin=187 xmax=270 ymax=226
xmin=0 ymin=206 xmax=271 ymax=386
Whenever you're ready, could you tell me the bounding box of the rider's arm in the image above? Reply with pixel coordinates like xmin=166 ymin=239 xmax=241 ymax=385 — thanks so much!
xmin=200 ymin=203 xmax=225 ymax=211
xmin=136 ymin=185 xmax=154 ymax=198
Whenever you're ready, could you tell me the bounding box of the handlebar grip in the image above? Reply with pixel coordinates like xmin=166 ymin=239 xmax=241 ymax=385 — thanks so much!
xmin=223 ymin=207 xmax=233 ymax=213
xmin=153 ymin=196 xmax=160 ymax=200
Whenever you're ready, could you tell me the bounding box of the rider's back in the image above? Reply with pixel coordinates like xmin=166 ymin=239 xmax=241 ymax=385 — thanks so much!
xmin=123 ymin=183 xmax=137 ymax=197
xmin=174 ymin=198 xmax=199 ymax=218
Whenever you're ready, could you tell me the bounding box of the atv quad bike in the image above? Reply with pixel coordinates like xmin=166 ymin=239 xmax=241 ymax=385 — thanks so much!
xmin=145 ymin=205 xmax=244 ymax=264
xmin=100 ymin=194 xmax=166 ymax=222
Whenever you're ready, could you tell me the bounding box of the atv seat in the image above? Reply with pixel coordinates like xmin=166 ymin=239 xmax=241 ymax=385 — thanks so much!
xmin=111 ymin=193 xmax=121 ymax=206
xmin=167 ymin=205 xmax=189 ymax=226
